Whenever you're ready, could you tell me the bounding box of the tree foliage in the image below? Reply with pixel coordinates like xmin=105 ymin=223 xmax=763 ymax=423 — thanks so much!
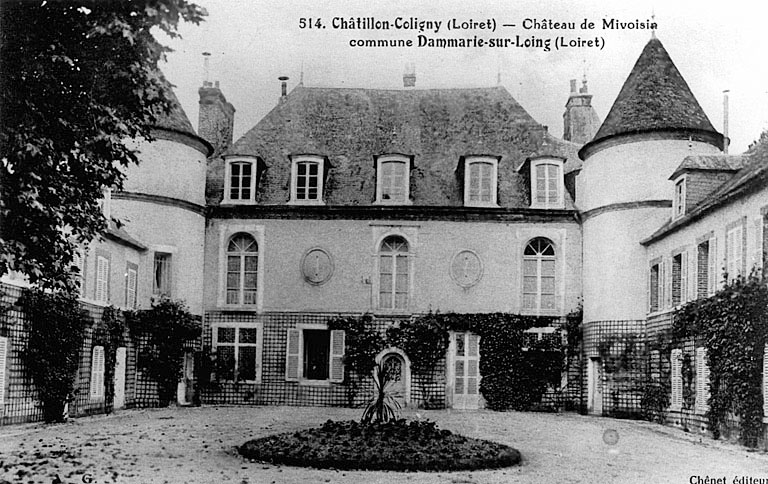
xmin=0 ymin=0 xmax=205 ymax=291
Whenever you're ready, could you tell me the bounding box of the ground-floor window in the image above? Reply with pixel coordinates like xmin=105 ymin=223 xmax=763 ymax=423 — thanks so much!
xmin=213 ymin=324 xmax=263 ymax=383
xmin=90 ymin=345 xmax=105 ymax=400
xmin=449 ymin=331 xmax=481 ymax=409
xmin=670 ymin=348 xmax=683 ymax=410
xmin=695 ymin=347 xmax=710 ymax=414
xmin=285 ymin=328 xmax=345 ymax=383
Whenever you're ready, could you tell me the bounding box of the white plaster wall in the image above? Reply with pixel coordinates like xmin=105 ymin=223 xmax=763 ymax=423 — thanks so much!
xmin=122 ymin=137 xmax=207 ymax=206
xmin=203 ymin=218 xmax=582 ymax=316
xmin=112 ymin=200 xmax=205 ymax=315
xmin=578 ymin=140 xmax=721 ymax=212
xmin=582 ymin=206 xmax=670 ymax=322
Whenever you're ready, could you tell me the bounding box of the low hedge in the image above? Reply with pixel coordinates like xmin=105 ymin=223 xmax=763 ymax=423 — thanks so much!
xmin=238 ymin=419 xmax=521 ymax=471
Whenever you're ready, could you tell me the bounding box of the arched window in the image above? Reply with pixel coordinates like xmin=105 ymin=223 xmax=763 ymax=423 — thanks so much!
xmin=379 ymin=236 xmax=410 ymax=310
xmin=522 ymin=237 xmax=556 ymax=312
xmin=226 ymin=233 xmax=258 ymax=305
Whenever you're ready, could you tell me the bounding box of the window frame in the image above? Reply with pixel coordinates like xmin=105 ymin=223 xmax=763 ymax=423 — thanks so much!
xmin=672 ymin=176 xmax=686 ymax=219
xmin=94 ymin=252 xmax=110 ymax=304
xmin=374 ymin=154 xmax=412 ymax=205
xmin=521 ymin=237 xmax=557 ymax=315
xmin=285 ymin=325 xmax=345 ymax=385
xmin=124 ymin=262 xmax=138 ymax=309
xmin=648 ymin=258 xmax=663 ymax=314
xmin=725 ymin=218 xmax=746 ymax=283
xmin=530 ymin=158 xmax=564 ymax=209
xmin=89 ymin=345 xmax=105 ymax=400
xmin=223 ymin=157 xmax=259 ymax=204
xmin=289 ymin=155 xmax=326 ymax=205
xmin=670 ymin=249 xmax=688 ymax=307
xmin=212 ymin=323 xmax=264 ymax=384
xmin=152 ymin=252 xmax=173 ymax=297
xmin=696 ymin=234 xmax=717 ymax=299
xmin=463 ymin=156 xmax=499 ymax=207
xmin=218 ymin=225 xmax=265 ymax=311
xmin=225 ymin=233 xmax=259 ymax=306
xmin=376 ymin=234 xmax=412 ymax=312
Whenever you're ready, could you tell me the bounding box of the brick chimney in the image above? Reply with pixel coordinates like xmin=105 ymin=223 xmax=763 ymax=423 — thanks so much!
xmin=563 ymin=77 xmax=600 ymax=144
xmin=198 ymin=80 xmax=235 ymax=158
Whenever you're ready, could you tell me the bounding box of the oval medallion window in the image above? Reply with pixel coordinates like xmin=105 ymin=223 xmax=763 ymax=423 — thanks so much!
xmin=301 ymin=248 xmax=334 ymax=285
xmin=450 ymin=250 xmax=483 ymax=287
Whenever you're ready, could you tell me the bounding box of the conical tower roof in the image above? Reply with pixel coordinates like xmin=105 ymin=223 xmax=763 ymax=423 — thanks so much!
xmin=581 ymin=37 xmax=722 ymax=158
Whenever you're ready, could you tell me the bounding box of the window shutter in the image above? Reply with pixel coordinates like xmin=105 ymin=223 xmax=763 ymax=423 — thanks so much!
xmin=285 ymin=329 xmax=301 ymax=381
xmin=95 ymin=256 xmax=109 ymax=302
xmin=670 ymin=349 xmax=682 ymax=409
xmin=329 ymin=330 xmax=345 ymax=383
xmin=90 ymin=346 xmax=105 ymax=399
xmin=708 ymin=237 xmax=717 ymax=295
xmin=680 ymin=252 xmax=688 ymax=304
xmin=695 ymin=347 xmax=710 ymax=414
xmin=0 ymin=336 xmax=7 ymax=412
xmin=763 ymin=343 xmax=768 ymax=417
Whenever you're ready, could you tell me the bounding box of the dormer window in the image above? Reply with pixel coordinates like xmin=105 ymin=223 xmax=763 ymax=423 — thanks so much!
xmin=224 ymin=157 xmax=262 ymax=204
xmin=673 ymin=177 xmax=686 ymax=219
xmin=289 ymin=155 xmax=326 ymax=204
xmin=375 ymin=154 xmax=412 ymax=204
xmin=462 ymin=156 xmax=499 ymax=207
xmin=531 ymin=159 xmax=563 ymax=208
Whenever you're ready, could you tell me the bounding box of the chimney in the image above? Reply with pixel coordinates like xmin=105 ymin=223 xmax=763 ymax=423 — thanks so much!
xmin=198 ymin=55 xmax=235 ymax=158
xmin=723 ymin=89 xmax=730 ymax=154
xmin=279 ymin=76 xmax=289 ymax=100
xmin=563 ymin=77 xmax=601 ymax=144
xmin=403 ymin=63 xmax=416 ymax=88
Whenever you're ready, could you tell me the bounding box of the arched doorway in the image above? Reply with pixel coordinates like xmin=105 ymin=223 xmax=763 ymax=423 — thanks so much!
xmin=374 ymin=348 xmax=411 ymax=407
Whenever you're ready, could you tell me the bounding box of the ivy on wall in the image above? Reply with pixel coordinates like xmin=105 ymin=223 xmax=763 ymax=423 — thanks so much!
xmin=92 ymin=306 xmax=126 ymax=413
xmin=19 ymin=289 xmax=88 ymax=422
xmin=328 ymin=314 xmax=387 ymax=406
xmin=673 ymin=271 xmax=768 ymax=447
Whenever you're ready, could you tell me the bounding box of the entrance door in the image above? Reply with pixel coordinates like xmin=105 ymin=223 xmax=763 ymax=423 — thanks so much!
xmin=588 ymin=357 xmax=603 ymax=415
xmin=382 ymin=353 xmax=407 ymax=407
xmin=113 ymin=347 xmax=126 ymax=410
xmin=176 ymin=351 xmax=194 ymax=405
xmin=450 ymin=332 xmax=481 ymax=410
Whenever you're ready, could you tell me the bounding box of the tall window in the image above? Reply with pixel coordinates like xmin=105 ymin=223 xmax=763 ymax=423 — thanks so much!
xmin=213 ymin=324 xmax=262 ymax=382
xmin=125 ymin=263 xmax=138 ymax=308
xmin=673 ymin=178 xmax=686 ymax=218
xmin=95 ymin=255 xmax=109 ymax=303
xmin=463 ymin=157 xmax=498 ymax=207
xmin=153 ymin=253 xmax=172 ymax=297
xmin=522 ymin=238 xmax=556 ymax=312
xmin=726 ymin=223 xmax=744 ymax=282
xmin=671 ymin=252 xmax=687 ymax=307
xmin=376 ymin=158 xmax=409 ymax=203
xmin=378 ymin=236 xmax=409 ymax=310
xmin=226 ymin=233 xmax=258 ymax=305
xmin=649 ymin=262 xmax=661 ymax=312
xmin=226 ymin=160 xmax=255 ymax=202
xmin=533 ymin=162 xmax=563 ymax=207
xmin=290 ymin=156 xmax=325 ymax=204
xmin=697 ymin=238 xmax=716 ymax=298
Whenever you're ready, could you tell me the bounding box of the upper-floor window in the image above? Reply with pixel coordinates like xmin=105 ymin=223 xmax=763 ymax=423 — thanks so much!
xmin=99 ymin=188 xmax=112 ymax=219
xmin=522 ymin=237 xmax=556 ymax=313
xmin=378 ymin=235 xmax=410 ymax=310
xmin=375 ymin=155 xmax=411 ymax=204
xmin=290 ymin=155 xmax=325 ymax=204
xmin=153 ymin=252 xmax=172 ymax=297
xmin=463 ymin=156 xmax=499 ymax=207
xmin=696 ymin=237 xmax=716 ymax=298
xmin=649 ymin=260 xmax=662 ymax=313
xmin=726 ymin=221 xmax=745 ymax=282
xmin=673 ymin=177 xmax=686 ymax=219
xmin=531 ymin=160 xmax=563 ymax=208
xmin=125 ymin=262 xmax=138 ymax=308
xmin=224 ymin=157 xmax=261 ymax=203
xmin=95 ymin=254 xmax=110 ymax=303
xmin=226 ymin=233 xmax=258 ymax=305
xmin=671 ymin=251 xmax=688 ymax=307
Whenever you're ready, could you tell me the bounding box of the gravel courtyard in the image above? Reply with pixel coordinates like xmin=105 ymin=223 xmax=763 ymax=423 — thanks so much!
xmin=1 ymin=406 xmax=766 ymax=484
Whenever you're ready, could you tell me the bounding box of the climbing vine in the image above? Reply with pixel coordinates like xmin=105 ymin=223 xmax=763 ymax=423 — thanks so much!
xmin=673 ymin=271 xmax=768 ymax=447
xmin=20 ymin=289 xmax=89 ymax=422
xmin=92 ymin=306 xmax=126 ymax=413
xmin=328 ymin=314 xmax=387 ymax=406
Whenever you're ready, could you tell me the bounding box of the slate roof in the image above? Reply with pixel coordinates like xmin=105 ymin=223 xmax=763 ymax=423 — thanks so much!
xmin=587 ymin=38 xmax=719 ymax=148
xmin=150 ymin=73 xmax=198 ymax=137
xmin=669 ymin=154 xmax=750 ymax=180
xmin=642 ymin=136 xmax=768 ymax=245
xmin=212 ymin=85 xmax=580 ymax=208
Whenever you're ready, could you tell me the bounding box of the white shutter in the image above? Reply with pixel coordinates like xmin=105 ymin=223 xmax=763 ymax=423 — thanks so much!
xmin=670 ymin=349 xmax=682 ymax=409
xmin=285 ymin=329 xmax=301 ymax=381
xmin=763 ymin=343 xmax=768 ymax=417
xmin=126 ymin=268 xmax=137 ymax=308
xmin=695 ymin=347 xmax=710 ymax=414
xmin=329 ymin=330 xmax=345 ymax=383
xmin=466 ymin=333 xmax=480 ymax=395
xmin=95 ymin=256 xmax=109 ymax=302
xmin=680 ymin=251 xmax=688 ymax=304
xmin=90 ymin=345 xmax=105 ymax=399
xmin=708 ymin=237 xmax=717 ymax=295
xmin=0 ymin=336 xmax=8 ymax=413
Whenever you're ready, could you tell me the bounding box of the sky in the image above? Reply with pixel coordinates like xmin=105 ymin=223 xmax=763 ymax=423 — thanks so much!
xmin=159 ymin=0 xmax=768 ymax=154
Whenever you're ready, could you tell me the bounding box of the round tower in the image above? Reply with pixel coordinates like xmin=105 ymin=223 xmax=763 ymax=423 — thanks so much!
xmin=112 ymin=77 xmax=213 ymax=315
xmin=577 ymin=38 xmax=723 ymax=413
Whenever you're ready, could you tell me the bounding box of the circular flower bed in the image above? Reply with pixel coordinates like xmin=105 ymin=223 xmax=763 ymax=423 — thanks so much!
xmin=238 ymin=419 xmax=521 ymax=471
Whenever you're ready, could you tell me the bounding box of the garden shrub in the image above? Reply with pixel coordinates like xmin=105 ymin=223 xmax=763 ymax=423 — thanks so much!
xmin=360 ymin=360 xmax=401 ymax=424
xmin=673 ymin=271 xmax=768 ymax=447
xmin=238 ymin=419 xmax=521 ymax=471
xmin=640 ymin=379 xmax=669 ymax=424
xmin=20 ymin=289 xmax=89 ymax=422
xmin=126 ymin=297 xmax=200 ymax=406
